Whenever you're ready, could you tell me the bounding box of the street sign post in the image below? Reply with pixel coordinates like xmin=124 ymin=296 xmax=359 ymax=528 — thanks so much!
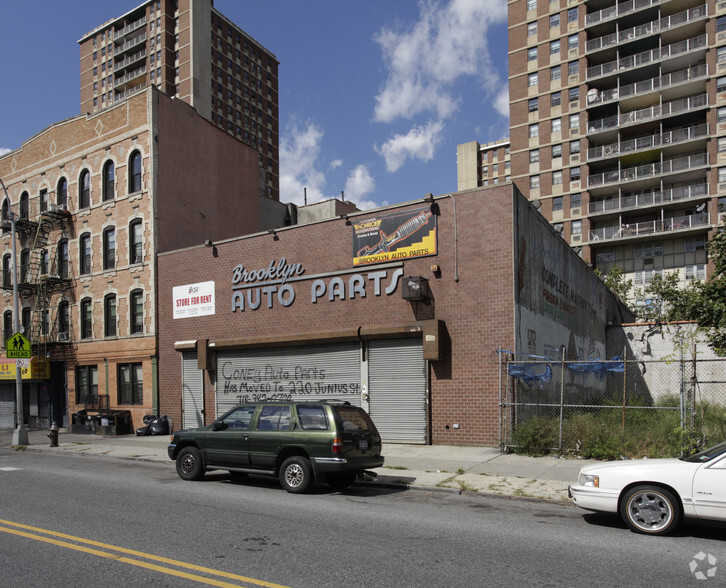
xmin=6 ymin=332 xmax=31 ymax=359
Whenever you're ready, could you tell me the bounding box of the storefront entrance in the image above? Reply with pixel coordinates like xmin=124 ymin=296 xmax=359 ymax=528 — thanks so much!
xmin=204 ymin=339 xmax=427 ymax=444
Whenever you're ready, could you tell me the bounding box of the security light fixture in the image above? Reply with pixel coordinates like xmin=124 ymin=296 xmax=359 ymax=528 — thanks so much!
xmin=402 ymin=276 xmax=430 ymax=301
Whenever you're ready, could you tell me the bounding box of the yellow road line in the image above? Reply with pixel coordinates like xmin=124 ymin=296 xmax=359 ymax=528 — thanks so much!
xmin=0 ymin=518 xmax=289 ymax=588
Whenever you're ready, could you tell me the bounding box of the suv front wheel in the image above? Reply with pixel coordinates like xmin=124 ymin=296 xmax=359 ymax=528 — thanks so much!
xmin=279 ymin=456 xmax=313 ymax=493
xmin=176 ymin=447 xmax=205 ymax=481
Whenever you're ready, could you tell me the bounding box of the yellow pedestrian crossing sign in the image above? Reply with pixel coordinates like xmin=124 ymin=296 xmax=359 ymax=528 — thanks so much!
xmin=6 ymin=332 xmax=31 ymax=359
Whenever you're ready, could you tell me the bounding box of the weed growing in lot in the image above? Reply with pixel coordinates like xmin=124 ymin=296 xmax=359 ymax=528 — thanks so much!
xmin=509 ymin=395 xmax=726 ymax=459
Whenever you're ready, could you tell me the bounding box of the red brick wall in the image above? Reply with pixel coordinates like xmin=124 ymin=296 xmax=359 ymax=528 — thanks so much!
xmin=158 ymin=185 xmax=517 ymax=446
xmin=155 ymin=93 xmax=260 ymax=253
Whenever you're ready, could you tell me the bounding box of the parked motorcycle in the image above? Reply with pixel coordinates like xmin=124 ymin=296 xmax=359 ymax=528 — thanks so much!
xmin=135 ymin=414 xmax=169 ymax=436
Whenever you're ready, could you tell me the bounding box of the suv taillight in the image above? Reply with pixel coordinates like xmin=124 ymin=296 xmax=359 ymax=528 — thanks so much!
xmin=332 ymin=437 xmax=343 ymax=454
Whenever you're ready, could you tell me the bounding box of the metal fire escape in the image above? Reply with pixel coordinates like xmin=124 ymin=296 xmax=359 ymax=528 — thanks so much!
xmin=6 ymin=205 xmax=74 ymax=362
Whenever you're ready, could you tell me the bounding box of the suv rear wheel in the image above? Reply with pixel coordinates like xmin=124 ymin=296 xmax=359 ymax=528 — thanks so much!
xmin=279 ymin=456 xmax=313 ymax=493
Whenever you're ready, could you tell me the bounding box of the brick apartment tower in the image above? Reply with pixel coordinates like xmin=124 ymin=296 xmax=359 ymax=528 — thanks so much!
xmin=465 ymin=0 xmax=726 ymax=293
xmin=79 ymin=0 xmax=280 ymax=201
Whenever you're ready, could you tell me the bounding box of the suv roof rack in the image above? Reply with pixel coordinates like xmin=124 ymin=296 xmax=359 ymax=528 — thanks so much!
xmin=320 ymin=399 xmax=352 ymax=405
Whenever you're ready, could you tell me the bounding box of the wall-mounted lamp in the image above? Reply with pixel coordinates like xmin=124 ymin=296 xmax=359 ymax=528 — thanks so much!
xmin=532 ymin=200 xmax=542 ymax=210
xmin=340 ymin=213 xmax=351 ymax=225
xmin=401 ymin=276 xmax=430 ymax=301
xmin=424 ymin=193 xmax=435 ymax=203
xmin=204 ymin=240 xmax=213 ymax=247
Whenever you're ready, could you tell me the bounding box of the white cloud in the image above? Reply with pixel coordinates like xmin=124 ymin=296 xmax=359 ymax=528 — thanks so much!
xmin=373 ymin=0 xmax=508 ymax=124
xmin=343 ymin=165 xmax=377 ymax=209
xmin=0 ymin=148 xmax=11 ymax=157
xmin=279 ymin=121 xmax=327 ymax=205
xmin=376 ymin=120 xmax=445 ymax=173
xmin=493 ymin=87 xmax=509 ymax=119
xmin=280 ymin=121 xmax=384 ymax=210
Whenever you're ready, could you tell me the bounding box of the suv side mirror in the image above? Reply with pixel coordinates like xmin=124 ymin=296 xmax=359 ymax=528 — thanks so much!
xmin=212 ymin=420 xmax=227 ymax=431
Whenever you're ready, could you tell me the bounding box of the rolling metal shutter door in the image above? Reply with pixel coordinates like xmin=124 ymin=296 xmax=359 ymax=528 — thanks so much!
xmin=368 ymin=339 xmax=426 ymax=444
xmin=182 ymin=352 xmax=204 ymax=430
xmin=215 ymin=343 xmax=361 ymax=418
xmin=0 ymin=384 xmax=14 ymax=428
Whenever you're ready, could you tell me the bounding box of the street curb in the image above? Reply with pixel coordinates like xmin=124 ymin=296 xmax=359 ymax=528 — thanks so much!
xmin=8 ymin=443 xmax=571 ymax=504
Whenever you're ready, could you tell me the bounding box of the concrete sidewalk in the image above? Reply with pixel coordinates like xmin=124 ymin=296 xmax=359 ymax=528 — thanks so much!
xmin=0 ymin=429 xmax=596 ymax=502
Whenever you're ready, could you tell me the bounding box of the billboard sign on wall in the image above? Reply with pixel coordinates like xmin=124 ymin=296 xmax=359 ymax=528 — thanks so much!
xmin=352 ymin=206 xmax=436 ymax=266
xmin=173 ymin=281 xmax=215 ymax=319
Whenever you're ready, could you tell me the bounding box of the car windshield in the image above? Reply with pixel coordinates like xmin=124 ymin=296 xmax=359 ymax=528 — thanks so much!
xmin=681 ymin=440 xmax=726 ymax=463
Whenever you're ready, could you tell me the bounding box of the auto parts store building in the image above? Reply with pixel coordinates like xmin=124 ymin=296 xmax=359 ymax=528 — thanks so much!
xmin=157 ymin=184 xmax=632 ymax=446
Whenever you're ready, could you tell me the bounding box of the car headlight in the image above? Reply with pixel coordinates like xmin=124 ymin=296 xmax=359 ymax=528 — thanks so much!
xmin=578 ymin=473 xmax=599 ymax=487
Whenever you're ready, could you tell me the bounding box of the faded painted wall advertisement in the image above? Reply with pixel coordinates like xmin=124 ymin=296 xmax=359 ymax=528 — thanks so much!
xmin=352 ymin=206 xmax=437 ymax=266
xmin=173 ymin=281 xmax=215 ymax=319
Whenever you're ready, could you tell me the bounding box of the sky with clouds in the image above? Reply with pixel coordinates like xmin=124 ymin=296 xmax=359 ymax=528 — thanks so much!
xmin=0 ymin=0 xmax=509 ymax=210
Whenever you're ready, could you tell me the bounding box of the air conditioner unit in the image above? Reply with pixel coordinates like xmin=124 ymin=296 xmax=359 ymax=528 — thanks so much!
xmin=58 ymin=332 xmax=69 ymax=341
xmin=57 ymin=204 xmax=68 ymax=213
xmin=48 ymin=204 xmax=57 ymax=213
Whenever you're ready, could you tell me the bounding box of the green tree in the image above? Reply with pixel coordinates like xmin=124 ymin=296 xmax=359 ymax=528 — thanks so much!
xmin=634 ymin=223 xmax=726 ymax=355
xmin=594 ymin=266 xmax=633 ymax=303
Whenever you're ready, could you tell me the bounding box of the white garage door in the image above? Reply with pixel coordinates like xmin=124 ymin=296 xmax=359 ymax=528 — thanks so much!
xmin=215 ymin=342 xmax=361 ymax=418
xmin=182 ymin=351 xmax=204 ymax=430
xmin=0 ymin=384 xmax=15 ymax=428
xmin=368 ymin=339 xmax=427 ymax=444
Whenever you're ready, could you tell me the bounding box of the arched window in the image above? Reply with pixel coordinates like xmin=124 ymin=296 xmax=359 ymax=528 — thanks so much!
xmin=57 ymin=177 xmax=68 ymax=207
xmin=80 ymin=298 xmax=92 ymax=339
xmin=79 ymin=233 xmax=91 ymax=275
xmin=103 ymin=160 xmax=115 ymax=202
xmin=21 ymin=307 xmax=31 ymax=335
xmin=57 ymin=239 xmax=69 ymax=279
xmin=103 ymin=226 xmax=116 ymax=270
xmin=1 ymin=200 xmax=9 ymax=234
xmin=128 ymin=150 xmax=142 ymax=193
xmin=40 ymin=249 xmax=49 ymax=275
xmin=129 ymin=219 xmax=143 ymax=264
xmin=2 ymin=254 xmax=11 ymax=288
xmin=58 ymin=301 xmax=70 ymax=340
xmin=19 ymin=249 xmax=30 ymax=284
xmin=41 ymin=309 xmax=50 ymax=336
xmin=130 ymin=289 xmax=143 ymax=334
xmin=104 ymin=294 xmax=117 ymax=337
xmin=3 ymin=311 xmax=12 ymax=345
xmin=19 ymin=192 xmax=29 ymax=220
xmin=79 ymin=169 xmax=91 ymax=209
xmin=40 ymin=188 xmax=49 ymax=213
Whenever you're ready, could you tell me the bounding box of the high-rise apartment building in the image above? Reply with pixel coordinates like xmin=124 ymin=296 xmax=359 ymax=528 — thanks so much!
xmin=456 ymin=139 xmax=511 ymax=191
xmin=79 ymin=0 xmax=280 ymax=200
xmin=461 ymin=0 xmax=726 ymax=296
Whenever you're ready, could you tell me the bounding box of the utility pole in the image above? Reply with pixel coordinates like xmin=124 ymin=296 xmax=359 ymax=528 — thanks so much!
xmin=0 ymin=177 xmax=28 ymax=445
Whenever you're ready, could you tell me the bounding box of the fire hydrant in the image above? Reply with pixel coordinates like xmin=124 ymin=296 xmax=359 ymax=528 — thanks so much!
xmin=48 ymin=421 xmax=59 ymax=447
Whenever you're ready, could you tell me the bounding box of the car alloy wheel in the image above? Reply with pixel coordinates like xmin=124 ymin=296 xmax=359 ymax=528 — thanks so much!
xmin=279 ymin=456 xmax=313 ymax=493
xmin=621 ymin=485 xmax=680 ymax=535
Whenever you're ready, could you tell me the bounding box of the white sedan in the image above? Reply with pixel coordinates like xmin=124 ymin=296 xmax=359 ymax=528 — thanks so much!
xmin=569 ymin=440 xmax=726 ymax=535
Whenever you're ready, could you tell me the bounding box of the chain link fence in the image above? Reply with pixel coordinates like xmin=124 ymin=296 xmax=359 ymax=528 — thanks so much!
xmin=499 ymin=351 xmax=726 ymax=458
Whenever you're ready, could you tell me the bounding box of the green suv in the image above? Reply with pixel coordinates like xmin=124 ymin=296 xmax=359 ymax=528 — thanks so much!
xmin=168 ymin=400 xmax=384 ymax=493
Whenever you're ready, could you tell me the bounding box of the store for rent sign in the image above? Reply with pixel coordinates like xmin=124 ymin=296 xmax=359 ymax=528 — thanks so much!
xmin=173 ymin=281 xmax=215 ymax=319
xmin=231 ymin=258 xmax=404 ymax=312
